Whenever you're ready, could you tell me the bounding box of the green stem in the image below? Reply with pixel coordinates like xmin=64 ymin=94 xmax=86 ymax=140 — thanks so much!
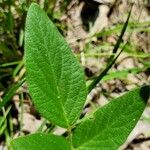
xmin=68 ymin=127 xmax=74 ymax=150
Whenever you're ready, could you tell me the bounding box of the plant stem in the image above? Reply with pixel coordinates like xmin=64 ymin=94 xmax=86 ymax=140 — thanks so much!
xmin=68 ymin=127 xmax=74 ymax=150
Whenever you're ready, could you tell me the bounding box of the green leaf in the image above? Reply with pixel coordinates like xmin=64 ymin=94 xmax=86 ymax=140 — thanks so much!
xmin=25 ymin=3 xmax=87 ymax=128
xmin=72 ymin=85 xmax=150 ymax=150
xmin=11 ymin=133 xmax=70 ymax=150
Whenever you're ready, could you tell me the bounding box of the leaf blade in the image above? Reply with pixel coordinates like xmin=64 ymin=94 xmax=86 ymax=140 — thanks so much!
xmin=72 ymin=85 xmax=150 ymax=150
xmin=25 ymin=3 xmax=87 ymax=128
xmin=11 ymin=133 xmax=70 ymax=150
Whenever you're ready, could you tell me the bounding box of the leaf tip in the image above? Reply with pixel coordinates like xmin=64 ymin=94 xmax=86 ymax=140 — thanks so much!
xmin=29 ymin=2 xmax=39 ymax=9
xmin=28 ymin=2 xmax=40 ymax=13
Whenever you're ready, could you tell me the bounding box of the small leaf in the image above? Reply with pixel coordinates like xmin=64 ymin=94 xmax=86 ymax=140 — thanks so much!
xmin=25 ymin=3 xmax=87 ymax=128
xmin=72 ymin=85 xmax=150 ymax=150
xmin=11 ymin=133 xmax=70 ymax=150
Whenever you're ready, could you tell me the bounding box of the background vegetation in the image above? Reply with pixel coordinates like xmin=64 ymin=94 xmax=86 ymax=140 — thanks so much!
xmin=0 ymin=0 xmax=150 ymax=149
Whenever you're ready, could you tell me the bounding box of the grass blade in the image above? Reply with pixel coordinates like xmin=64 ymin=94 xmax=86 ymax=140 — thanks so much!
xmin=88 ymin=44 xmax=125 ymax=93
xmin=87 ymin=5 xmax=133 ymax=93
xmin=0 ymin=78 xmax=25 ymax=110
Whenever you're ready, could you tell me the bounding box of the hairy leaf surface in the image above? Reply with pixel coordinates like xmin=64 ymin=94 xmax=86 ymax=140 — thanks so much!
xmin=25 ymin=3 xmax=87 ymax=128
xmin=11 ymin=133 xmax=70 ymax=150
xmin=72 ymin=86 xmax=149 ymax=150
